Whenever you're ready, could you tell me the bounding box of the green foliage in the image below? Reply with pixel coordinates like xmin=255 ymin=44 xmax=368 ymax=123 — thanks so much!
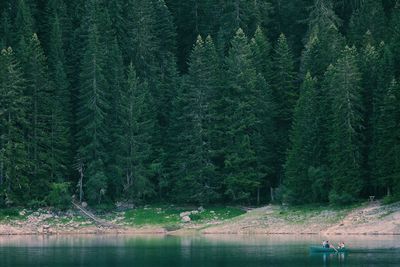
xmin=284 ymin=73 xmax=326 ymax=204
xmin=0 ymin=207 xmax=23 ymax=221
xmin=272 ymin=33 xmax=297 ymax=186
xmin=171 ymin=36 xmax=220 ymax=204
xmin=46 ymin=182 xmax=71 ymax=209
xmin=85 ymin=164 xmax=108 ymax=205
xmin=348 ymin=0 xmax=386 ymax=45
xmin=0 ymin=0 xmax=399 ymax=208
xmin=0 ymin=47 xmax=29 ymax=204
xmin=327 ymin=46 xmax=364 ymax=204
xmin=222 ymin=29 xmax=266 ymax=203
xmin=120 ymin=63 xmax=155 ymax=202
xmin=374 ymin=80 xmax=400 ymax=196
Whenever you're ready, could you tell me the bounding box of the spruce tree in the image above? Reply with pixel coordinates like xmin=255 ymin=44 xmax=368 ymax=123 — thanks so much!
xmin=301 ymin=0 xmax=344 ymax=80
xmin=172 ymin=36 xmax=220 ymax=204
xmin=22 ymin=33 xmax=55 ymax=200
xmin=370 ymin=42 xmax=395 ymax=194
xmin=0 ymin=9 xmax=12 ymax=49
xmin=121 ymin=63 xmax=155 ymax=202
xmin=223 ymin=29 xmax=263 ymax=203
xmin=375 ymin=80 xmax=400 ymax=198
xmin=250 ymin=26 xmax=273 ymax=85
xmin=328 ymin=46 xmax=364 ymax=204
xmin=0 ymin=48 xmax=30 ymax=204
xmin=284 ymin=73 xmax=328 ymax=204
xmin=47 ymin=15 xmax=72 ymax=182
xmin=389 ymin=3 xmax=400 ymax=78
xmin=76 ymin=0 xmax=109 ymax=204
xmin=104 ymin=38 xmax=125 ymax=198
xmin=272 ymin=33 xmax=297 ymax=185
xmin=14 ymin=0 xmax=35 ymax=46
xmin=348 ymin=0 xmax=386 ymax=45
xmin=358 ymin=36 xmax=380 ymax=193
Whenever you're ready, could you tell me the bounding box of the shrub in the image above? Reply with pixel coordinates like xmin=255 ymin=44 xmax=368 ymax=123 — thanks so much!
xmin=46 ymin=182 xmax=71 ymax=209
xmin=382 ymin=194 xmax=400 ymax=205
xmin=329 ymin=191 xmax=355 ymax=205
xmin=0 ymin=207 xmax=19 ymax=217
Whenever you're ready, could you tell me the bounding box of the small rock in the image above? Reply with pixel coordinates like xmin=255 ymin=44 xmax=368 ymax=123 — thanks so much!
xmin=19 ymin=210 xmax=26 ymax=216
xmin=180 ymin=211 xmax=191 ymax=218
xmin=81 ymin=202 xmax=88 ymax=208
xmin=198 ymin=206 xmax=205 ymax=212
xmin=181 ymin=216 xmax=191 ymax=223
xmin=191 ymin=210 xmax=199 ymax=215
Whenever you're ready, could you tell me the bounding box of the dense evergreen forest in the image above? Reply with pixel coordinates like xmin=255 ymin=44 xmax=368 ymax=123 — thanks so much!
xmin=0 ymin=0 xmax=400 ymax=208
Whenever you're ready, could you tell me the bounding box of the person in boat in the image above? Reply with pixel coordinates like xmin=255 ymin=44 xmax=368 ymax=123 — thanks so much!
xmin=322 ymin=240 xmax=330 ymax=248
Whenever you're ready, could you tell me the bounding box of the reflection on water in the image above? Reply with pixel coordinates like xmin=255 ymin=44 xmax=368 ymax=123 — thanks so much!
xmin=0 ymin=234 xmax=399 ymax=267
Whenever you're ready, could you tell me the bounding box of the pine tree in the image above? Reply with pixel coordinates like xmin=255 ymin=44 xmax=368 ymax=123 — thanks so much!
xmin=301 ymin=0 xmax=344 ymax=80
xmin=389 ymin=3 xmax=400 ymax=78
xmin=284 ymin=73 xmax=329 ymax=204
xmin=252 ymin=74 xmax=277 ymax=203
xmin=124 ymin=0 xmax=158 ymax=77
xmin=0 ymin=9 xmax=12 ymax=49
xmin=217 ymin=0 xmax=259 ymax=55
xmin=223 ymin=29 xmax=263 ymax=203
xmin=375 ymin=80 xmax=400 ymax=198
xmin=13 ymin=0 xmax=35 ymax=46
xmin=172 ymin=36 xmax=220 ymax=204
xmin=272 ymin=33 xmax=297 ymax=185
xmin=250 ymin=26 xmax=273 ymax=85
xmin=348 ymin=0 xmax=386 ymax=45
xmin=47 ymin=14 xmax=72 ymax=182
xmin=41 ymin=0 xmax=72 ymax=54
xmin=0 ymin=48 xmax=30 ymax=204
xmin=369 ymin=42 xmax=395 ymax=195
xmin=271 ymin=0 xmax=314 ymax=57
xmin=22 ymin=34 xmax=55 ymax=200
xmin=358 ymin=35 xmax=380 ymax=194
xmin=104 ymin=38 xmax=125 ymax=198
xmin=328 ymin=46 xmax=364 ymax=204
xmin=121 ymin=63 xmax=155 ymax=202
xmin=76 ymin=0 xmax=109 ymax=204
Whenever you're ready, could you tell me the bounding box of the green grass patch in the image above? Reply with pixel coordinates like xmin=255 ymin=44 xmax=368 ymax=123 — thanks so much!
xmin=124 ymin=206 xmax=185 ymax=225
xmin=123 ymin=205 xmax=245 ymax=226
xmin=0 ymin=208 xmax=26 ymax=222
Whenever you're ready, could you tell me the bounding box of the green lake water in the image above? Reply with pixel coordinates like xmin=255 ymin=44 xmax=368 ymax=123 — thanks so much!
xmin=0 ymin=235 xmax=399 ymax=266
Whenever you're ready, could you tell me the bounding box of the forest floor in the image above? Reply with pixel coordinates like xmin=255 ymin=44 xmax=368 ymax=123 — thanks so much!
xmin=0 ymin=201 xmax=399 ymax=235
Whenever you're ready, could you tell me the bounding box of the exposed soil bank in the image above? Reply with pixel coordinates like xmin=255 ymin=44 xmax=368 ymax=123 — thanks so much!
xmin=0 ymin=202 xmax=399 ymax=235
xmin=202 ymin=202 xmax=400 ymax=235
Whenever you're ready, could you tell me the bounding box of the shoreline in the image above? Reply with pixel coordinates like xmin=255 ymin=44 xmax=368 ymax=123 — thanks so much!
xmin=1 ymin=201 xmax=399 ymax=236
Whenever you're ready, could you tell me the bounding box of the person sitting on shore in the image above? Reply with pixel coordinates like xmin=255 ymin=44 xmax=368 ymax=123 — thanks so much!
xmin=338 ymin=242 xmax=345 ymax=249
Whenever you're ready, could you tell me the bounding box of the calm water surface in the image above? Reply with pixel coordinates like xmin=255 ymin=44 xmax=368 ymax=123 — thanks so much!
xmin=0 ymin=235 xmax=399 ymax=266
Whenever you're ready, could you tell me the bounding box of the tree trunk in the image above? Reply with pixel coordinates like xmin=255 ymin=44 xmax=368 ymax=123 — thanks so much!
xmin=270 ymin=187 xmax=275 ymax=202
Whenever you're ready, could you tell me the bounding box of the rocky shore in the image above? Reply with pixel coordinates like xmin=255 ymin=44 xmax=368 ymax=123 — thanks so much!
xmin=0 ymin=201 xmax=399 ymax=236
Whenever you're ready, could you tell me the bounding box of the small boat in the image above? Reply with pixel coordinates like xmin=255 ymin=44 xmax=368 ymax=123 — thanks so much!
xmin=309 ymin=246 xmax=347 ymax=253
